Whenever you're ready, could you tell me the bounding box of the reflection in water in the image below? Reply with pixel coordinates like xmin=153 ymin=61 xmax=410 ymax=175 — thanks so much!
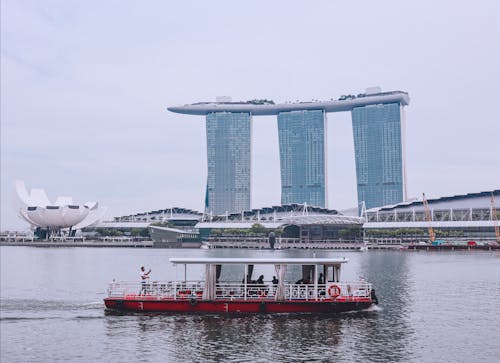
xmin=102 ymin=311 xmax=398 ymax=362
xmin=176 ymin=314 xmax=342 ymax=361
xmin=356 ymin=252 xmax=415 ymax=362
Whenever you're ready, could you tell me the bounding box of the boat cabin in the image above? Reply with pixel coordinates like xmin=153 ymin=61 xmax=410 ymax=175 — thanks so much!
xmin=107 ymin=257 xmax=371 ymax=303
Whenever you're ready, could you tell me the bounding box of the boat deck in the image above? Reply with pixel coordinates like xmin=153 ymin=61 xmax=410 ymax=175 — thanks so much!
xmin=107 ymin=281 xmax=372 ymax=302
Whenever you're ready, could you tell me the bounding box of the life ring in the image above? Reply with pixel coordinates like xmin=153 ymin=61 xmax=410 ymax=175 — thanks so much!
xmin=327 ymin=285 xmax=341 ymax=298
xmin=189 ymin=298 xmax=197 ymax=306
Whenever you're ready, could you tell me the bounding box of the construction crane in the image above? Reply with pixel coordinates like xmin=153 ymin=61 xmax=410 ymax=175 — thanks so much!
xmin=422 ymin=193 xmax=435 ymax=242
xmin=491 ymin=193 xmax=500 ymax=243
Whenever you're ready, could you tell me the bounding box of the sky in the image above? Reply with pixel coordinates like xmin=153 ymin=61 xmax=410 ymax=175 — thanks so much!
xmin=1 ymin=0 xmax=499 ymax=230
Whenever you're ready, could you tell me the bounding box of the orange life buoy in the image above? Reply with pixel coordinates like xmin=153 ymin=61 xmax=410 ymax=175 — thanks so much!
xmin=327 ymin=285 xmax=341 ymax=298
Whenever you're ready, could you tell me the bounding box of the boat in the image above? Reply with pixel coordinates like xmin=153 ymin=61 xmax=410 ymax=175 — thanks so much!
xmin=104 ymin=257 xmax=378 ymax=314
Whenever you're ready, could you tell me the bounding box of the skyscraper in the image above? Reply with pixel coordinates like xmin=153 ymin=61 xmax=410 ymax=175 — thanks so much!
xmin=351 ymin=103 xmax=406 ymax=211
xmin=168 ymin=89 xmax=409 ymax=215
xmin=277 ymin=110 xmax=326 ymax=207
xmin=205 ymin=112 xmax=252 ymax=215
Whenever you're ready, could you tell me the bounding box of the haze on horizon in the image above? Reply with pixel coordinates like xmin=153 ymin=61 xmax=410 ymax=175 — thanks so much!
xmin=1 ymin=0 xmax=499 ymax=230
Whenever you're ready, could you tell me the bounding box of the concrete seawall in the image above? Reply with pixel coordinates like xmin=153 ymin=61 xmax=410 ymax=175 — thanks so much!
xmin=0 ymin=240 xmax=153 ymax=248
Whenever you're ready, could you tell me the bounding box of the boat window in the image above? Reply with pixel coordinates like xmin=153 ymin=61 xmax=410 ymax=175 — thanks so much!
xmin=326 ymin=265 xmax=340 ymax=282
xmin=326 ymin=265 xmax=334 ymax=282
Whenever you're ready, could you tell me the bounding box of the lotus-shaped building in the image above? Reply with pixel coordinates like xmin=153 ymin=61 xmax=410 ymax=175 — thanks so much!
xmin=15 ymin=180 xmax=104 ymax=233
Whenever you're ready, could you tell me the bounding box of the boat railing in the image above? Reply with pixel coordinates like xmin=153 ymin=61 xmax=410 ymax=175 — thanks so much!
xmin=107 ymin=281 xmax=372 ymax=301
xmin=107 ymin=281 xmax=205 ymax=299
xmin=282 ymin=281 xmax=372 ymax=300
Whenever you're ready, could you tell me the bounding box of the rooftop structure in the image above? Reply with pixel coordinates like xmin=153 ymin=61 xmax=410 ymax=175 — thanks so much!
xmin=207 ymin=203 xmax=339 ymax=222
xmin=169 ymin=257 xmax=348 ymax=265
xmin=365 ymin=190 xmax=500 ymax=213
xmin=111 ymin=207 xmax=203 ymax=223
xmin=168 ymin=91 xmax=409 ymax=115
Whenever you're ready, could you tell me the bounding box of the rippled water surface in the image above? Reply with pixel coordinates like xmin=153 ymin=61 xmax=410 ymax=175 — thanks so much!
xmin=1 ymin=247 xmax=499 ymax=362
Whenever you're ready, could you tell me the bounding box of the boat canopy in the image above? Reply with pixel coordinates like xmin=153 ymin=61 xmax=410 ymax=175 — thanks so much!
xmin=169 ymin=257 xmax=348 ymax=265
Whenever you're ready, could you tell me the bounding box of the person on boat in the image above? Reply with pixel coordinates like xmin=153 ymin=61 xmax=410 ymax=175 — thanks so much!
xmin=255 ymin=275 xmax=268 ymax=296
xmin=318 ymin=273 xmax=325 ymax=284
xmin=139 ymin=266 xmax=151 ymax=295
xmin=270 ymin=276 xmax=279 ymax=295
xmin=317 ymin=273 xmax=326 ymax=296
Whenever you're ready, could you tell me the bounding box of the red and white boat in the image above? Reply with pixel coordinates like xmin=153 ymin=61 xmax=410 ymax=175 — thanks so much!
xmin=104 ymin=257 xmax=378 ymax=314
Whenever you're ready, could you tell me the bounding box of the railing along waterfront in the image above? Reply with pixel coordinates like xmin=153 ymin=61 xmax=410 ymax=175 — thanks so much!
xmin=107 ymin=281 xmax=372 ymax=301
xmin=205 ymin=237 xmax=364 ymax=249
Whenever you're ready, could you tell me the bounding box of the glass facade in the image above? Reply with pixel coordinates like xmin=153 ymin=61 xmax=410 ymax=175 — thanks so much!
xmin=206 ymin=112 xmax=251 ymax=215
xmin=277 ymin=110 xmax=326 ymax=207
xmin=352 ymin=103 xmax=404 ymax=212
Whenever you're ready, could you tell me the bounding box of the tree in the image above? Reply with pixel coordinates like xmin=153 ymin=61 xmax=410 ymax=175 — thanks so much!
xmin=338 ymin=229 xmax=350 ymax=238
xmin=250 ymin=223 xmax=267 ymax=235
xmin=211 ymin=229 xmax=222 ymax=236
xmin=274 ymin=228 xmax=283 ymax=236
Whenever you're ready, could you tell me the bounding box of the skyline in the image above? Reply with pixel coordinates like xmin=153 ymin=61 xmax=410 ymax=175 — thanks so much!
xmin=1 ymin=1 xmax=499 ymax=229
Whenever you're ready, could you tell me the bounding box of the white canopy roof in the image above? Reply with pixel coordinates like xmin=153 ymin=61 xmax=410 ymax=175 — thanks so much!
xmin=169 ymin=257 xmax=348 ymax=265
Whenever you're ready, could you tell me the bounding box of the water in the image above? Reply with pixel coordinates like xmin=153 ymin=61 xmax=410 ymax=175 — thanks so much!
xmin=1 ymin=247 xmax=499 ymax=362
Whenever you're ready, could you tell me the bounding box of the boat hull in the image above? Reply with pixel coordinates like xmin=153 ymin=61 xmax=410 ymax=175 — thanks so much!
xmin=104 ymin=297 xmax=373 ymax=314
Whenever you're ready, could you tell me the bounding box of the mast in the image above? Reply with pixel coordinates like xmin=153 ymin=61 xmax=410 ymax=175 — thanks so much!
xmin=491 ymin=193 xmax=500 ymax=243
xmin=422 ymin=193 xmax=435 ymax=242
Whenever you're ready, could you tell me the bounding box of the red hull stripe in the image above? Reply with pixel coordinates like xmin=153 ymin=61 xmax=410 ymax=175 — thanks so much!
xmin=104 ymin=298 xmax=372 ymax=314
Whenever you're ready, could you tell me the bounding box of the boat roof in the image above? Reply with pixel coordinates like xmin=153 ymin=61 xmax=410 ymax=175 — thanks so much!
xmin=169 ymin=257 xmax=348 ymax=265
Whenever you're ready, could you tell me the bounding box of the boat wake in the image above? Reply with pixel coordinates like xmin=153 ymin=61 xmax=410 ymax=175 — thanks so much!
xmin=364 ymin=304 xmax=383 ymax=312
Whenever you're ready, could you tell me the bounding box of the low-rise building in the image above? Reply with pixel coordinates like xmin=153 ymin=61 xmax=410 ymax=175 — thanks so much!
xmin=363 ymin=190 xmax=500 ymax=244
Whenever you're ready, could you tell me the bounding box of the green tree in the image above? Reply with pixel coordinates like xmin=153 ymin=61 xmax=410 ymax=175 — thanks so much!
xmin=250 ymin=223 xmax=267 ymax=235
xmin=273 ymin=228 xmax=283 ymax=236
xmin=211 ymin=229 xmax=222 ymax=236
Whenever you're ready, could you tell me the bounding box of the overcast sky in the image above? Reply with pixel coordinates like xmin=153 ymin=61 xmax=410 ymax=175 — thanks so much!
xmin=1 ymin=0 xmax=499 ymax=230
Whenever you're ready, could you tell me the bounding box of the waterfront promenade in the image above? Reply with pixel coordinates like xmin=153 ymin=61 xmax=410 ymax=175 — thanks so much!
xmin=2 ymin=235 xmax=498 ymax=250
xmin=0 ymin=235 xmax=153 ymax=248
